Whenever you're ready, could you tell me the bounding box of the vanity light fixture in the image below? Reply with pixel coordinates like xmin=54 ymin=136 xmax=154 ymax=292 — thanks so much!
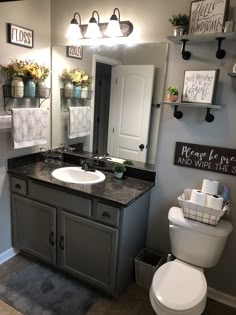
xmin=104 ymin=8 xmax=123 ymax=37
xmin=65 ymin=8 xmax=134 ymax=43
xmin=65 ymin=12 xmax=83 ymax=39
xmin=84 ymin=10 xmax=102 ymax=38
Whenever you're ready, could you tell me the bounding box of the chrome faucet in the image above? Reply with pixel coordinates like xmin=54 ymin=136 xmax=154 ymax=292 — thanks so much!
xmin=81 ymin=160 xmax=95 ymax=172
xmin=103 ymin=153 xmax=111 ymax=161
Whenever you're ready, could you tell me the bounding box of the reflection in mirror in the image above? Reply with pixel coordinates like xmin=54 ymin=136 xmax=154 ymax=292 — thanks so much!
xmin=51 ymin=43 xmax=168 ymax=165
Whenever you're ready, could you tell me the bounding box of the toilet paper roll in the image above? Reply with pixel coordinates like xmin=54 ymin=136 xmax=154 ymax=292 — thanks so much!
xmin=190 ymin=189 xmax=207 ymax=206
xmin=206 ymin=194 xmax=224 ymax=210
xmin=201 ymin=179 xmax=219 ymax=195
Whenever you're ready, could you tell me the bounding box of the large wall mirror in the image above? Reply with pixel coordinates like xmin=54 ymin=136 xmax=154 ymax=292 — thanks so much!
xmin=51 ymin=42 xmax=168 ymax=165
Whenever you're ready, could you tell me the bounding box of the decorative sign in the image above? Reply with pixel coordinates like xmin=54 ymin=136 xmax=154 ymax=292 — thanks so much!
xmin=174 ymin=142 xmax=236 ymax=176
xmin=188 ymin=0 xmax=229 ymax=35
xmin=182 ymin=70 xmax=219 ymax=104
xmin=66 ymin=46 xmax=83 ymax=59
xmin=7 ymin=23 xmax=33 ymax=48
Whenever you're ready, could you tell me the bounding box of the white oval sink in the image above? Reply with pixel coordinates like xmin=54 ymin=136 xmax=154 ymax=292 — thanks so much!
xmin=51 ymin=167 xmax=105 ymax=184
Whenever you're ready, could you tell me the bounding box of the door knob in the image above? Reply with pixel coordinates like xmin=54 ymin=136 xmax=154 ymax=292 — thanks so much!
xmin=139 ymin=144 xmax=145 ymax=151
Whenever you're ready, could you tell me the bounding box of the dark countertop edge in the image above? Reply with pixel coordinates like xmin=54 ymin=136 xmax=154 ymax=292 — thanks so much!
xmin=8 ymin=166 xmax=155 ymax=208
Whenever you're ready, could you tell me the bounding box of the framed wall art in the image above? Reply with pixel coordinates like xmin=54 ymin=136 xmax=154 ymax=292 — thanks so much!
xmin=7 ymin=23 xmax=34 ymax=48
xmin=181 ymin=69 xmax=219 ymax=104
xmin=66 ymin=45 xmax=83 ymax=59
xmin=188 ymin=0 xmax=229 ymax=35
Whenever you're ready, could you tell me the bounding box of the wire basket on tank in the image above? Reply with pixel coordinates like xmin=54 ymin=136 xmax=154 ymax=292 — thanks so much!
xmin=178 ymin=189 xmax=230 ymax=226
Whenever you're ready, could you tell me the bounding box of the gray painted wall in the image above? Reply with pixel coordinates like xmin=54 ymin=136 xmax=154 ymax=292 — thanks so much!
xmin=0 ymin=0 xmax=51 ymax=253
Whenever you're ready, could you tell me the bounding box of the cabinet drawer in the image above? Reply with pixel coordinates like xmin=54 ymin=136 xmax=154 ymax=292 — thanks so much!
xmin=95 ymin=203 xmax=120 ymax=227
xmin=10 ymin=177 xmax=27 ymax=196
xmin=28 ymin=181 xmax=91 ymax=217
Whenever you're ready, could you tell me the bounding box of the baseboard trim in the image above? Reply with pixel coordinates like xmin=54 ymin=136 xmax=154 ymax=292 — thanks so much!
xmin=208 ymin=287 xmax=236 ymax=309
xmin=0 ymin=247 xmax=19 ymax=265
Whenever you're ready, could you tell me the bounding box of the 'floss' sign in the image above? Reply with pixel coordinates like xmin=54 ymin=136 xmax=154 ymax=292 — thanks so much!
xmin=7 ymin=23 xmax=33 ymax=48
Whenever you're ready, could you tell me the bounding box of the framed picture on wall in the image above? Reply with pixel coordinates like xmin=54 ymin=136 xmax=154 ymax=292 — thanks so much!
xmin=181 ymin=69 xmax=219 ymax=104
xmin=7 ymin=23 xmax=34 ymax=48
xmin=188 ymin=0 xmax=229 ymax=35
xmin=66 ymin=45 xmax=83 ymax=59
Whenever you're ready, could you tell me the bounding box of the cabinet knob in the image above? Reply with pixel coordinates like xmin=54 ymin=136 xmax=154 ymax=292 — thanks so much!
xmin=49 ymin=232 xmax=55 ymax=246
xmin=59 ymin=236 xmax=64 ymax=250
xmin=15 ymin=183 xmax=21 ymax=189
xmin=102 ymin=211 xmax=111 ymax=219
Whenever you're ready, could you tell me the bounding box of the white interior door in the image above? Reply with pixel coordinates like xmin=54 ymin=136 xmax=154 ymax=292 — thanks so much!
xmin=107 ymin=65 xmax=155 ymax=162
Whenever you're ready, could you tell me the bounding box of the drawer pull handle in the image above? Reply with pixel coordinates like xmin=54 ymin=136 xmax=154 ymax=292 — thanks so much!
xmin=15 ymin=184 xmax=21 ymax=189
xmin=59 ymin=236 xmax=64 ymax=250
xmin=49 ymin=232 xmax=55 ymax=246
xmin=102 ymin=211 xmax=111 ymax=219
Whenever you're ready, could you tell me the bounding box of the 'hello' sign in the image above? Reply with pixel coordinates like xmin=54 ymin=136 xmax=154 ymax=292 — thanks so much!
xmin=7 ymin=23 xmax=34 ymax=48
xmin=174 ymin=142 xmax=236 ymax=176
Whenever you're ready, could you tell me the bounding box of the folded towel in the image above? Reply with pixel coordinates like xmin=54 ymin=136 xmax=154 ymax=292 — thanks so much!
xmin=68 ymin=106 xmax=91 ymax=139
xmin=12 ymin=108 xmax=48 ymax=149
xmin=0 ymin=115 xmax=12 ymax=129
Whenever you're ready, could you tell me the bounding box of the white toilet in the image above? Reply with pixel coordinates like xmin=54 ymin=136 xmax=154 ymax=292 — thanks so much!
xmin=149 ymin=207 xmax=233 ymax=315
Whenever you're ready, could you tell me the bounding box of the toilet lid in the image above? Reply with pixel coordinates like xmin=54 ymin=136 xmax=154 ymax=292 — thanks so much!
xmin=152 ymin=260 xmax=207 ymax=312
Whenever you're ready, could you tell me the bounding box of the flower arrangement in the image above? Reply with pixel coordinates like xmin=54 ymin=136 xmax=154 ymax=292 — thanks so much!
xmin=61 ymin=68 xmax=92 ymax=87
xmin=1 ymin=59 xmax=49 ymax=82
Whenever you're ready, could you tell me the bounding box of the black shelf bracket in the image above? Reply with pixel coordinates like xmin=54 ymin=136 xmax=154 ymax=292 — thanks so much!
xmin=205 ymin=108 xmax=215 ymax=123
xmin=180 ymin=39 xmax=191 ymax=60
xmin=174 ymin=105 xmax=183 ymax=119
xmin=216 ymin=37 xmax=226 ymax=59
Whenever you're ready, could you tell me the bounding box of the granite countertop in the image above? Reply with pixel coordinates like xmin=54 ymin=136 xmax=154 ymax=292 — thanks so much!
xmin=8 ymin=161 xmax=155 ymax=207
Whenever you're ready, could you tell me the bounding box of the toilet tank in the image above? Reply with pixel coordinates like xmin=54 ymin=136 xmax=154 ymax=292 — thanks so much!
xmin=168 ymin=207 xmax=233 ymax=268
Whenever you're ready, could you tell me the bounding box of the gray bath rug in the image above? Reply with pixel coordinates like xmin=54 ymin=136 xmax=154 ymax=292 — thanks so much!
xmin=0 ymin=261 xmax=97 ymax=315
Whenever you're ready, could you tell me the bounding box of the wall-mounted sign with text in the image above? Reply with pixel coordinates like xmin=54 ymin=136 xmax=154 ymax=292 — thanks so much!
xmin=66 ymin=46 xmax=83 ymax=59
xmin=7 ymin=23 xmax=33 ymax=48
xmin=188 ymin=0 xmax=229 ymax=35
xmin=174 ymin=142 xmax=236 ymax=176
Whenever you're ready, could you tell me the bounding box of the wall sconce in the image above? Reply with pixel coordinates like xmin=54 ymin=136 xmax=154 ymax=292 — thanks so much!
xmin=66 ymin=8 xmax=133 ymax=42
xmin=65 ymin=12 xmax=83 ymax=39
xmin=84 ymin=11 xmax=102 ymax=38
xmin=104 ymin=8 xmax=123 ymax=37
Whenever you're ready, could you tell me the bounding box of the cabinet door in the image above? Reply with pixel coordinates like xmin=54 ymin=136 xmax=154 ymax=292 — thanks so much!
xmin=59 ymin=211 xmax=118 ymax=293
xmin=11 ymin=194 xmax=56 ymax=265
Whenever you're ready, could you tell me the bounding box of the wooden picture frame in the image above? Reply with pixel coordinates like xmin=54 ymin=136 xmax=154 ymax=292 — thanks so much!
xmin=181 ymin=69 xmax=219 ymax=104
xmin=66 ymin=46 xmax=83 ymax=59
xmin=188 ymin=0 xmax=229 ymax=35
xmin=7 ymin=23 xmax=34 ymax=48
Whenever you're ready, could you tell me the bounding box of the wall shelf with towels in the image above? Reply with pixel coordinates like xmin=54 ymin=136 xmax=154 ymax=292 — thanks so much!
xmin=60 ymin=88 xmax=93 ymax=111
xmin=161 ymin=101 xmax=221 ymax=123
xmin=167 ymin=32 xmax=236 ymax=60
xmin=2 ymin=85 xmax=51 ymax=113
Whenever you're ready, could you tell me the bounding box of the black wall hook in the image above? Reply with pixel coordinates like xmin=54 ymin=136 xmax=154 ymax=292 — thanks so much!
xmin=174 ymin=105 xmax=183 ymax=119
xmin=205 ymin=108 xmax=215 ymax=122
xmin=181 ymin=39 xmax=191 ymax=60
xmin=216 ymin=37 xmax=226 ymax=59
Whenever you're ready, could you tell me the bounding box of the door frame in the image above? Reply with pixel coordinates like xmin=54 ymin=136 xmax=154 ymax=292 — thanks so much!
xmin=89 ymin=54 xmax=121 ymax=152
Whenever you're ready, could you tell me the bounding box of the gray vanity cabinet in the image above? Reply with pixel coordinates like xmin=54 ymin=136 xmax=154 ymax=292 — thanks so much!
xmin=11 ymin=194 xmax=56 ymax=264
xmin=58 ymin=210 xmax=118 ymax=292
xmin=9 ymin=174 xmax=151 ymax=296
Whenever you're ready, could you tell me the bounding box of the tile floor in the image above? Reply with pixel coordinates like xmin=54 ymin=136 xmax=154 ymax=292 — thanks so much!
xmin=0 ymin=255 xmax=235 ymax=315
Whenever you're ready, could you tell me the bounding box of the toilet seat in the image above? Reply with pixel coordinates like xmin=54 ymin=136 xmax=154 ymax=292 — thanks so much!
xmin=150 ymin=259 xmax=207 ymax=315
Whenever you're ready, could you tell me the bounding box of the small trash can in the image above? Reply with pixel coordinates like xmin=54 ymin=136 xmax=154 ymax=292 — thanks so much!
xmin=135 ymin=248 xmax=164 ymax=289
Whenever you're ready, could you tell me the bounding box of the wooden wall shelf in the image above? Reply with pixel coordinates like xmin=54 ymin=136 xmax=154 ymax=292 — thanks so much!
xmin=167 ymin=32 xmax=236 ymax=60
xmin=161 ymin=101 xmax=221 ymax=123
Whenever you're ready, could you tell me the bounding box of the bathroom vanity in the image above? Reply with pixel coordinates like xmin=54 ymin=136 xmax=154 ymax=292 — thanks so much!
xmin=8 ymin=158 xmax=155 ymax=296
